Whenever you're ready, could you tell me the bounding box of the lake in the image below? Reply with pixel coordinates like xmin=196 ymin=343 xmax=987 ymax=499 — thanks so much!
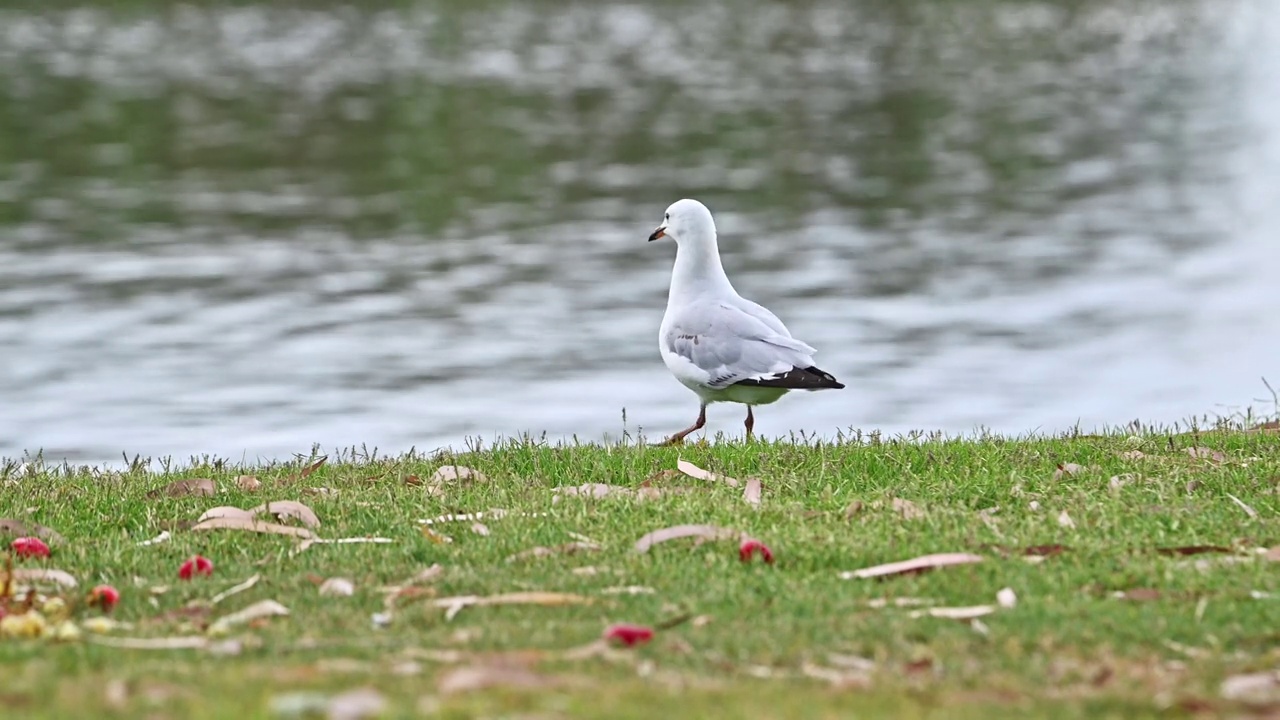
xmin=1 ymin=0 xmax=1278 ymax=464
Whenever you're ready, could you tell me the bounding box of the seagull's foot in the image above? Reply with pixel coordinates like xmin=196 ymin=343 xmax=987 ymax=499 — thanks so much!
xmin=652 ymin=435 xmax=686 ymax=447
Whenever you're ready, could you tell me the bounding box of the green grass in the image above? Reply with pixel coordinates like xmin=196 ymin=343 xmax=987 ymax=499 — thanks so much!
xmin=3 ymin=428 xmax=1280 ymax=718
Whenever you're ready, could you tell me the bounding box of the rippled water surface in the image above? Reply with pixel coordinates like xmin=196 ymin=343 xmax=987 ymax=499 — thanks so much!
xmin=2 ymin=1 xmax=1279 ymax=463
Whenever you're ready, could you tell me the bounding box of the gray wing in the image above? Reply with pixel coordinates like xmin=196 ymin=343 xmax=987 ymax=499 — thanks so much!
xmin=664 ymin=302 xmax=817 ymax=389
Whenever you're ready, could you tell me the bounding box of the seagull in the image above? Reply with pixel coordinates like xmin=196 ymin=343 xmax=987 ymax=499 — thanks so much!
xmin=648 ymin=198 xmax=844 ymax=444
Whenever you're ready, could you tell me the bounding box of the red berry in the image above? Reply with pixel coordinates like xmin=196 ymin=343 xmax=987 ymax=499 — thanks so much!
xmin=603 ymin=624 xmax=655 ymax=647
xmin=178 ymin=555 xmax=214 ymax=580
xmin=738 ymin=539 xmax=774 ymax=564
xmin=88 ymin=584 xmax=121 ymax=612
xmin=10 ymin=537 xmax=50 ymax=559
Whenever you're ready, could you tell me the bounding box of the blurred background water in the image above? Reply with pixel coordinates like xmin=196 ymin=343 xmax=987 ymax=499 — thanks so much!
xmin=1 ymin=1 xmax=1278 ymax=464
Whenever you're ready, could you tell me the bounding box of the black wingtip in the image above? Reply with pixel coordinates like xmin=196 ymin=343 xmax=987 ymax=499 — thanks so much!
xmin=734 ymin=365 xmax=845 ymax=391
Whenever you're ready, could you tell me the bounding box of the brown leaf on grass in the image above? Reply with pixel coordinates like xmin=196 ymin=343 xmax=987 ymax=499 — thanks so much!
xmin=840 ymin=552 xmax=984 ymax=580
xmin=210 ymin=574 xmax=261 ymax=605
xmin=505 ymin=541 xmax=600 ymax=563
xmin=676 ymin=459 xmax=740 ymax=487
xmin=910 ymin=605 xmax=996 ymax=620
xmin=842 ymin=501 xmax=864 ymax=520
xmin=800 ymin=661 xmax=871 ymax=689
xmin=208 ymin=599 xmax=289 ymax=634
xmin=87 ymin=636 xmax=210 ymax=650
xmin=424 ymin=465 xmax=488 ymax=498
xmin=250 ymin=500 xmax=321 ymax=528
xmin=1024 ymin=544 xmax=1068 ymax=557
xmin=1221 ymin=670 xmax=1280 ymax=702
xmin=742 ymin=478 xmax=762 ymax=508
xmin=892 ymin=498 xmax=924 ymax=521
xmin=1155 ymin=545 xmax=1232 ymax=557
xmin=326 ymin=687 xmax=386 ymax=720
xmin=633 ymin=524 xmax=740 ymax=553
xmin=438 ymin=664 xmax=561 ymax=695
xmin=1057 ymin=510 xmax=1076 ymax=529
xmin=290 ymin=457 xmax=327 ymax=483
xmin=431 ymin=592 xmax=593 ymax=621
xmin=8 ymin=568 xmax=78 ymax=588
xmin=191 ymin=516 xmax=316 ymax=539
xmin=318 ymin=578 xmax=355 ymax=597
xmin=0 ymin=519 xmax=65 ymax=544
xmin=1226 ymin=493 xmax=1259 ymax=519
xmin=1119 ymin=450 xmax=1146 ymax=461
xmin=197 ymin=506 xmax=256 ymax=523
xmin=154 ymin=478 xmax=215 ymax=498
xmin=234 ymin=475 xmax=262 ymax=492
xmin=1187 ymin=447 xmax=1226 ymax=463
xmin=1053 ymin=463 xmax=1086 ymax=480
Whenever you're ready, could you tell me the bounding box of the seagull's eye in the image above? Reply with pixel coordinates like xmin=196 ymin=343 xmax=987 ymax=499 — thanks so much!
xmin=664 ymin=213 xmax=669 ymax=221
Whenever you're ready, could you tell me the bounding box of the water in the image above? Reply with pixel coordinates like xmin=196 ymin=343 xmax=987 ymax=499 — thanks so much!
xmin=1 ymin=1 xmax=1278 ymax=464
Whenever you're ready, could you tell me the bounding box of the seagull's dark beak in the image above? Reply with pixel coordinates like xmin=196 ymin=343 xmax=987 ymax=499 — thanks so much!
xmin=648 ymin=226 xmax=667 ymax=242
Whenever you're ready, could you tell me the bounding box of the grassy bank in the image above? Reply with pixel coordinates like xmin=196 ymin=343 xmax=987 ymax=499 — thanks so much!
xmin=2 ymin=428 xmax=1280 ymax=718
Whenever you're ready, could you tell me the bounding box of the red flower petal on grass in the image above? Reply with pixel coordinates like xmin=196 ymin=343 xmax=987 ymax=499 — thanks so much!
xmin=739 ymin=538 xmax=774 ymax=564
xmin=87 ymin=584 xmax=121 ymax=612
xmin=11 ymin=537 xmax=50 ymax=559
xmin=178 ymin=555 xmax=214 ymax=580
xmin=603 ymin=624 xmax=655 ymax=647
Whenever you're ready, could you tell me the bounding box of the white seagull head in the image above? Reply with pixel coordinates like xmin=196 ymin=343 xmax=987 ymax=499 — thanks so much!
xmin=648 ymin=198 xmax=716 ymax=246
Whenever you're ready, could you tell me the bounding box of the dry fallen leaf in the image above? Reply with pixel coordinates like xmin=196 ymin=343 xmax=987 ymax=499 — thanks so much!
xmin=191 ymin=516 xmax=316 ymax=539
xmin=840 ymin=552 xmax=984 ymax=580
xmin=288 ymin=457 xmax=328 ymax=483
xmin=1226 ymin=493 xmax=1259 ymax=519
xmin=157 ymin=478 xmax=216 ymax=498
xmin=1119 ymin=450 xmax=1146 ymax=461
xmin=319 ymin=578 xmax=356 ymax=597
xmin=633 ymin=524 xmax=741 ymax=553
xmin=892 ymin=498 xmax=924 ymax=521
xmin=438 ymin=664 xmax=559 ymax=695
xmin=8 ymin=567 xmax=78 ymax=588
xmin=469 ymin=522 xmax=490 ymax=537
xmin=800 ymin=661 xmax=871 ymax=689
xmin=1187 ymin=447 xmax=1226 ymax=463
xmin=742 ymin=478 xmax=762 ymax=508
xmin=0 ymin=519 xmax=65 ymax=544
xmin=250 ymin=500 xmax=321 ymax=528
xmin=197 ymin=506 xmax=256 ymax=523
xmin=676 ymin=459 xmax=740 ymax=487
xmin=431 ymin=592 xmax=592 ymax=621
xmin=326 ymin=687 xmax=387 ymax=720
xmin=910 ymin=605 xmax=996 ymax=620
xmin=209 ymin=599 xmax=289 ymax=635
xmin=234 ymin=475 xmax=262 ymax=492
xmin=842 ymin=500 xmax=864 ymax=520
xmin=425 ymin=465 xmax=488 ymax=497
xmin=1053 ymin=463 xmax=1086 ymax=480
xmin=1057 ymin=510 xmax=1076 ymax=529
xmin=1156 ymin=545 xmax=1232 ymax=557
xmin=87 ymin=636 xmax=210 ymax=650
xmin=1222 ymin=671 xmax=1280 ymax=703
xmin=210 ymin=574 xmax=261 ymax=605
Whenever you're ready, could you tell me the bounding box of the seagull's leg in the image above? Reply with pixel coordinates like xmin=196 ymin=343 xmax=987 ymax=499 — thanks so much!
xmin=744 ymin=406 xmax=755 ymax=441
xmin=656 ymin=404 xmax=707 ymax=446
